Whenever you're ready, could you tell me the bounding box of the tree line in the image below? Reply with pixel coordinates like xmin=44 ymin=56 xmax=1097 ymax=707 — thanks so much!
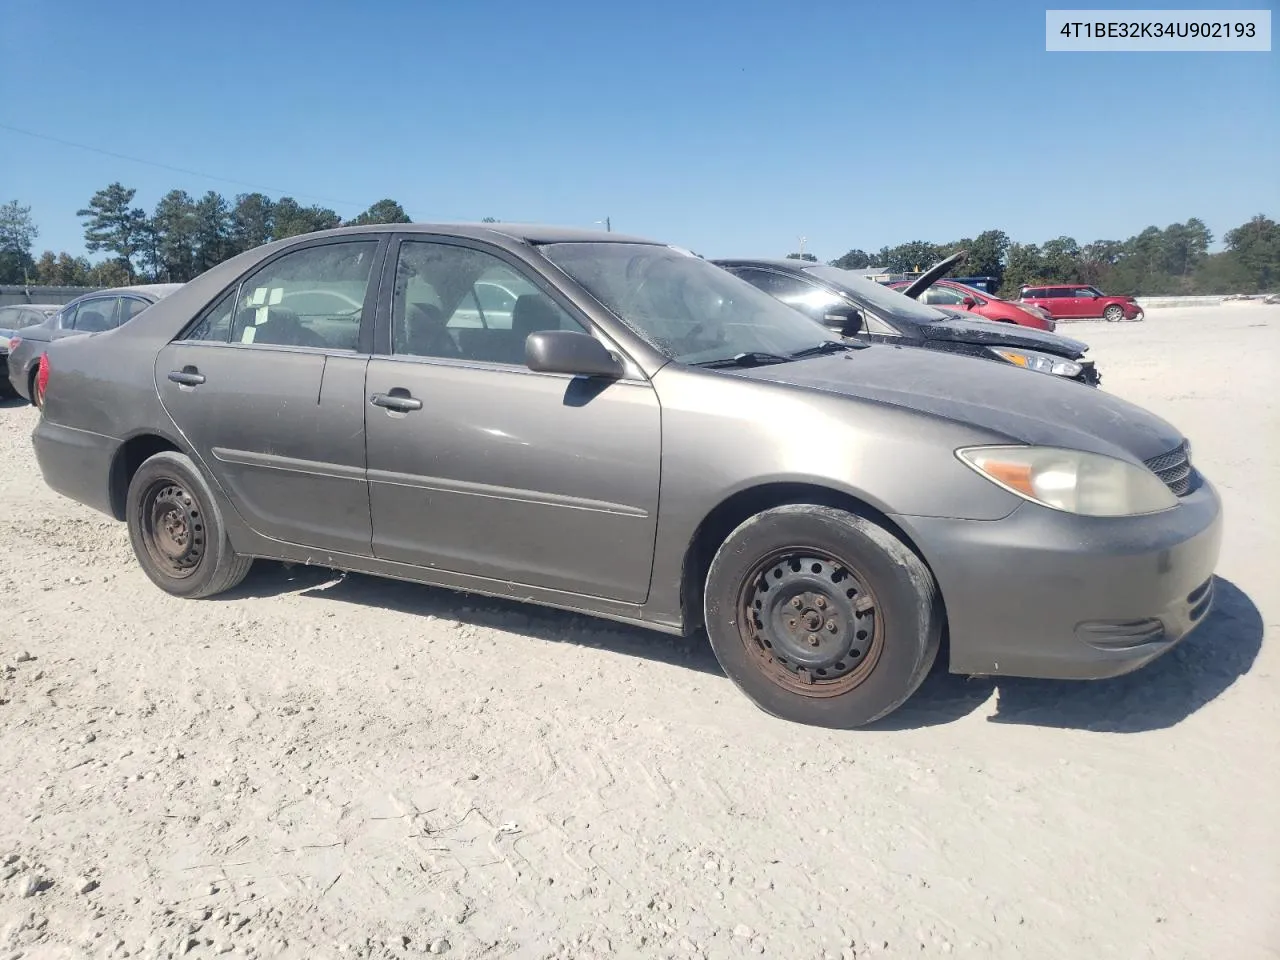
xmin=1 ymin=185 xmax=1277 ymax=296
xmin=821 ymin=216 xmax=1279 ymax=297
xmin=0 ymin=186 xmax=419 ymax=287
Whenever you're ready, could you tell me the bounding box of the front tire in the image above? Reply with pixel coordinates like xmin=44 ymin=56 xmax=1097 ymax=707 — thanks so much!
xmin=1103 ymin=305 xmax=1125 ymax=322
xmin=126 ymin=451 xmax=253 ymax=598
xmin=703 ymin=505 xmax=941 ymax=729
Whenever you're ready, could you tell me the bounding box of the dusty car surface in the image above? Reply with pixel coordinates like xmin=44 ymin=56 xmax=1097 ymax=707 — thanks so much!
xmin=31 ymin=224 xmax=1223 ymax=728
xmin=714 ymin=257 xmax=1100 ymax=385
xmin=6 ymin=283 xmax=183 ymax=405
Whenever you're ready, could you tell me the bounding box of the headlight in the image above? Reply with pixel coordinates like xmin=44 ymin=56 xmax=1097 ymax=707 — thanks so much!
xmin=956 ymin=445 xmax=1178 ymax=516
xmin=990 ymin=346 xmax=1081 ymax=378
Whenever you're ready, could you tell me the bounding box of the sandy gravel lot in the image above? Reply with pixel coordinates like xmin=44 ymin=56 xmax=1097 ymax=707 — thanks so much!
xmin=1 ymin=305 xmax=1276 ymax=960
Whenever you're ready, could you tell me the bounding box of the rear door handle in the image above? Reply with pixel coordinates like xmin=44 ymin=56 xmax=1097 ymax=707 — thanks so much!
xmin=370 ymin=392 xmax=423 ymax=412
xmin=168 ymin=368 xmax=205 ymax=386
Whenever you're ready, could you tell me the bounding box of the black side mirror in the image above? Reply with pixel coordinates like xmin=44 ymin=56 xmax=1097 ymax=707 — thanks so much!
xmin=822 ymin=305 xmax=864 ymax=337
xmin=525 ymin=330 xmax=625 ymax=379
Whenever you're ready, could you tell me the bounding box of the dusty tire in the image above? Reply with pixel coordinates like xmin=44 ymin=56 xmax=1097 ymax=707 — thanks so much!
xmin=1104 ymin=305 xmax=1125 ymax=322
xmin=703 ymin=505 xmax=941 ymax=729
xmin=126 ymin=451 xmax=253 ymax=599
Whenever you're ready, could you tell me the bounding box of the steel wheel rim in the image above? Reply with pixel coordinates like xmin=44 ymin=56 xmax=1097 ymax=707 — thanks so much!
xmin=736 ymin=548 xmax=884 ymax=698
xmin=138 ymin=479 xmax=205 ymax=579
xmin=1105 ymin=306 xmax=1123 ymax=321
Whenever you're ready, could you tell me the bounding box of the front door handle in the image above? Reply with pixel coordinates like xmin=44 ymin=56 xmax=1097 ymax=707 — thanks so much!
xmin=370 ymin=391 xmax=423 ymax=412
xmin=168 ymin=367 xmax=205 ymax=386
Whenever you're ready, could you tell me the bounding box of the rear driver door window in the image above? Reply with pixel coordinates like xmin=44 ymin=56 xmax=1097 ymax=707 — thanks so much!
xmin=228 ymin=241 xmax=380 ymax=351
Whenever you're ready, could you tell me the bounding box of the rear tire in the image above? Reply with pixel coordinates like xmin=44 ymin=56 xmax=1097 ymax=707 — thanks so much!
xmin=126 ymin=451 xmax=253 ymax=598
xmin=29 ymin=368 xmax=42 ymax=408
xmin=703 ymin=504 xmax=941 ymax=729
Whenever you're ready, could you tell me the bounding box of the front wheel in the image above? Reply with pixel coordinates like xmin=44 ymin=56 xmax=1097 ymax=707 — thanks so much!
xmin=126 ymin=451 xmax=253 ymax=598
xmin=1103 ymin=305 xmax=1125 ymax=322
xmin=703 ymin=505 xmax=942 ymax=729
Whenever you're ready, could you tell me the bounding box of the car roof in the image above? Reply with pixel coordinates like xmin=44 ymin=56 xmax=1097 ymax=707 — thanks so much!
xmin=1022 ymin=283 xmax=1081 ymax=289
xmin=65 ymin=283 xmax=185 ymax=307
xmin=712 ymin=257 xmax=813 ymax=270
xmin=113 ymin=283 xmax=186 ymax=297
xmin=284 ymin=222 xmax=660 ymax=246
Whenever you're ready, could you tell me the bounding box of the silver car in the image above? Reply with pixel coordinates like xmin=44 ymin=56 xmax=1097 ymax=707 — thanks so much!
xmin=6 ymin=284 xmax=183 ymax=405
xmin=0 ymin=303 xmax=61 ymax=396
xmin=29 ymin=224 xmax=1223 ymax=728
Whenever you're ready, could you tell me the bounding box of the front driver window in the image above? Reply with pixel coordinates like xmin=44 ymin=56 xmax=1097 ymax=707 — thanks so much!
xmin=391 ymin=241 xmax=587 ymax=364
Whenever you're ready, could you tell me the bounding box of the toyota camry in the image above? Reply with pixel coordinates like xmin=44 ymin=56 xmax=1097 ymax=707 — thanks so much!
xmin=30 ymin=223 xmax=1222 ymax=728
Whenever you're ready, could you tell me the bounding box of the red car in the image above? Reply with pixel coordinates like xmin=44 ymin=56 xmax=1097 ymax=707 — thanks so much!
xmin=887 ymin=278 xmax=1055 ymax=331
xmin=1018 ymin=284 xmax=1145 ymax=322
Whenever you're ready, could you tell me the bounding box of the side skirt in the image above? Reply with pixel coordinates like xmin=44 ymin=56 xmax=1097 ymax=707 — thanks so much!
xmin=229 ymin=533 xmax=688 ymax=639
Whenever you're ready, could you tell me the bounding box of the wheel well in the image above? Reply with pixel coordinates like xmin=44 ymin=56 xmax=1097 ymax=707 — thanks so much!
xmin=679 ymin=482 xmax=942 ymax=634
xmin=108 ymin=435 xmax=182 ymax=521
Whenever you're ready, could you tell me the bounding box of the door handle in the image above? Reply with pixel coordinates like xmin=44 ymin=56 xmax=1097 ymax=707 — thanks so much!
xmin=370 ymin=392 xmax=423 ymax=412
xmin=168 ymin=368 xmax=205 ymax=386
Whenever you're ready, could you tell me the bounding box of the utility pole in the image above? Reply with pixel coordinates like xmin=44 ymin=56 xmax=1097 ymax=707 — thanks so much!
xmin=596 ymin=217 xmax=611 ymax=232
xmin=798 ymin=235 xmax=807 ymax=258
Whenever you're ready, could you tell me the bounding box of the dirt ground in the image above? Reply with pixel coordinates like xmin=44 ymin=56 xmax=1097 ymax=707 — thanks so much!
xmin=1 ymin=305 xmax=1276 ymax=960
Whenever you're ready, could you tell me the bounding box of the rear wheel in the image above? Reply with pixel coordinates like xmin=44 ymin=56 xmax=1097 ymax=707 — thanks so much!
xmin=29 ymin=368 xmax=42 ymax=408
xmin=1103 ymin=305 xmax=1125 ymax=322
xmin=126 ymin=451 xmax=253 ymax=598
xmin=703 ymin=505 xmax=941 ymax=729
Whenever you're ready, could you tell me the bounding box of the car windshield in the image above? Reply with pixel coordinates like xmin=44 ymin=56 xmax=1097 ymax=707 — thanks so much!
xmin=540 ymin=242 xmax=838 ymax=364
xmin=801 ymin=264 xmax=951 ymax=324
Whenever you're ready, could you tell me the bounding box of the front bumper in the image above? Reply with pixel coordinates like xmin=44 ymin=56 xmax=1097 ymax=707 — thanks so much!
xmin=893 ymin=474 xmax=1223 ymax=679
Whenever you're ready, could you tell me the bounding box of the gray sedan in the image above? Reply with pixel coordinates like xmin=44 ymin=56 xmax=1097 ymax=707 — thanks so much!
xmin=6 ymin=283 xmax=183 ymax=405
xmin=29 ymin=224 xmax=1222 ymax=728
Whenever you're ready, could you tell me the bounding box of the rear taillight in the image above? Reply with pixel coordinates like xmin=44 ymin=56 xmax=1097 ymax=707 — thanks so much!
xmin=7 ymin=337 xmax=19 ymax=352
xmin=36 ymin=353 xmax=50 ymax=402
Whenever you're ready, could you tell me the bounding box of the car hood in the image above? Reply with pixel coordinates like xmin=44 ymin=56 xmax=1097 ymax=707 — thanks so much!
xmin=723 ymin=345 xmax=1181 ymax=462
xmin=923 ymin=313 xmax=1088 ymax=357
xmin=899 ymin=251 xmax=965 ymax=298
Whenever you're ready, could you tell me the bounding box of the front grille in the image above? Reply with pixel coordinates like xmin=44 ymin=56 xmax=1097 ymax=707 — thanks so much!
xmin=1144 ymin=441 xmax=1194 ymax=496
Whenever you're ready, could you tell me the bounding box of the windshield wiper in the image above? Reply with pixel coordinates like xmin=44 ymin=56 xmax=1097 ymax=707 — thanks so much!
xmin=693 ymin=351 xmax=793 ymax=369
xmin=788 ymin=340 xmax=864 ymax=359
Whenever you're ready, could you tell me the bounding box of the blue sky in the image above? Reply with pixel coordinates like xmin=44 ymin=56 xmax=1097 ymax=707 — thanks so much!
xmin=3 ymin=0 xmax=1277 ymax=262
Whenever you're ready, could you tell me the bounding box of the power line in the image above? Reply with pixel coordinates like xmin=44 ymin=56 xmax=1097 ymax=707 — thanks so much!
xmin=0 ymin=120 xmax=365 ymax=209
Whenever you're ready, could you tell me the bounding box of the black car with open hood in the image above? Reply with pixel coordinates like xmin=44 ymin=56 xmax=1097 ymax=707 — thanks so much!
xmin=713 ymin=256 xmax=1101 ymax=386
